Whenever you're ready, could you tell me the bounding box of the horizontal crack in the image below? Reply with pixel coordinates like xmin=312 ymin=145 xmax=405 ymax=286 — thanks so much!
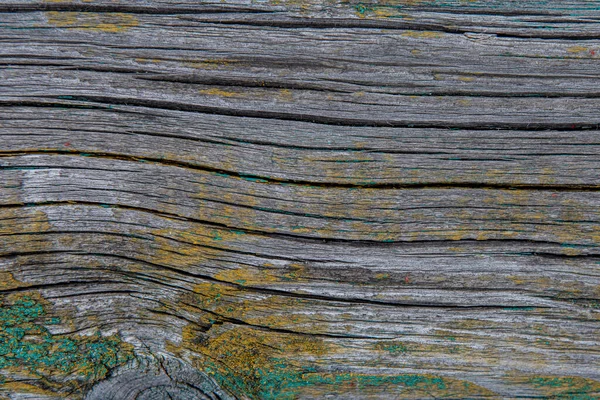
xmin=2 ymin=96 xmax=600 ymax=132
xmin=1 ymin=149 xmax=600 ymax=191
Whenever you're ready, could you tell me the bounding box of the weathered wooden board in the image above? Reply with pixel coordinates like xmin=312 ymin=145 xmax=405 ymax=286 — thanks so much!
xmin=0 ymin=1 xmax=599 ymax=399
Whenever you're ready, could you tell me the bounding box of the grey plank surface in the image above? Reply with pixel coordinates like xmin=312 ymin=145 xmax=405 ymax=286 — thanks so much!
xmin=0 ymin=1 xmax=599 ymax=399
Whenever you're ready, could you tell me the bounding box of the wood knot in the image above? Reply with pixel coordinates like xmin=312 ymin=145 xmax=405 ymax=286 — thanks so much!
xmin=85 ymin=354 xmax=233 ymax=400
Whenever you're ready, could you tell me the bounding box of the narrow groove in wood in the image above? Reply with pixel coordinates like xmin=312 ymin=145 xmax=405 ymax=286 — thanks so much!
xmin=34 ymin=95 xmax=600 ymax=131
xmin=0 ymin=249 xmax=553 ymax=310
xmin=2 ymin=201 xmax=600 ymax=252
xmin=2 ymin=150 xmax=600 ymax=192
xmin=181 ymin=302 xmax=389 ymax=339
xmin=175 ymin=17 xmax=600 ymax=40
xmin=137 ymin=74 xmax=600 ymax=98
xmin=0 ymin=3 xmax=277 ymax=14
xmin=0 ymin=280 xmax=134 ymax=295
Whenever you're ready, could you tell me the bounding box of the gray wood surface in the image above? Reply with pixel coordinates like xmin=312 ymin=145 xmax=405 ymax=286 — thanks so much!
xmin=0 ymin=1 xmax=599 ymax=398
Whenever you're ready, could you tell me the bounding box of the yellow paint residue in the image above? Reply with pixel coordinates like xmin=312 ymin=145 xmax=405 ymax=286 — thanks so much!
xmin=184 ymin=59 xmax=235 ymax=69
xmin=567 ymin=46 xmax=588 ymax=53
xmin=402 ymin=31 xmax=444 ymax=39
xmin=278 ymin=89 xmax=294 ymax=101
xmin=45 ymin=12 xmax=138 ymax=32
xmin=0 ymin=209 xmax=54 ymax=254
xmin=199 ymin=88 xmax=244 ymax=97
xmin=135 ymin=58 xmax=162 ymax=64
xmin=215 ymin=267 xmax=279 ymax=286
xmin=0 ymin=272 xmax=21 ymax=290
xmin=0 ymin=382 xmax=61 ymax=398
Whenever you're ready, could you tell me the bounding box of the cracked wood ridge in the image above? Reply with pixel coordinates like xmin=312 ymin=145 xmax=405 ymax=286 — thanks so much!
xmin=1 ymin=0 xmax=600 ymax=398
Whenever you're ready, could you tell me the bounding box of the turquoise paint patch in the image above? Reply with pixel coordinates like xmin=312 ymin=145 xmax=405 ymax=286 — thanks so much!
xmin=0 ymin=296 xmax=132 ymax=382
xmin=205 ymin=355 xmax=452 ymax=400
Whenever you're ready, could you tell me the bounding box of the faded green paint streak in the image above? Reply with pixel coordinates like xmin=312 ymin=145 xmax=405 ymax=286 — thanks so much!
xmin=200 ymin=348 xmax=497 ymax=399
xmin=528 ymin=376 xmax=600 ymax=400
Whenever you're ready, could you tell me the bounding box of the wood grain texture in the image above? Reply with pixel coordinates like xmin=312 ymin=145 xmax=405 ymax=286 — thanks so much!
xmin=0 ymin=1 xmax=599 ymax=398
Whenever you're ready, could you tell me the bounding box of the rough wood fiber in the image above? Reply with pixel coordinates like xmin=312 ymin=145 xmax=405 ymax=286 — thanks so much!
xmin=0 ymin=0 xmax=599 ymax=399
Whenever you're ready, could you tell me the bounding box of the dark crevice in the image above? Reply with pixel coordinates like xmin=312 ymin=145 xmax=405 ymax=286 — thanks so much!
xmin=182 ymin=301 xmax=389 ymax=339
xmin=0 ymin=280 xmax=133 ymax=295
xmin=0 ymin=228 xmax=152 ymax=242
xmin=0 ymin=3 xmax=278 ymax=14
xmin=531 ymin=251 xmax=600 ymax=260
xmin=138 ymin=74 xmax=600 ymax=98
xmin=148 ymin=308 xmax=203 ymax=327
xmin=1 ymin=200 xmax=599 ymax=252
xmin=137 ymin=74 xmax=352 ymax=94
xmin=3 ymin=3 xmax=600 ymax=41
xmin=176 ymin=16 xmax=600 ymax=40
xmin=44 ymin=289 xmax=141 ymax=299
xmin=2 ymin=96 xmax=600 ymax=132
xmin=0 ymin=248 xmax=551 ymax=311
xmin=1 ymin=149 xmax=600 ymax=192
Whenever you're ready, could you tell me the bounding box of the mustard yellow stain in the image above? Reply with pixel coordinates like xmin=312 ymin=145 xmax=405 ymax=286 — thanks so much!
xmin=507 ymin=275 xmax=526 ymax=285
xmin=278 ymin=89 xmax=294 ymax=101
xmin=373 ymin=8 xmax=399 ymax=18
xmin=0 ymin=382 xmax=61 ymax=398
xmin=567 ymin=46 xmax=588 ymax=53
xmin=135 ymin=58 xmax=162 ymax=64
xmin=0 ymin=209 xmax=54 ymax=254
xmin=45 ymin=12 xmax=138 ymax=32
xmin=0 ymin=272 xmax=20 ymax=291
xmin=402 ymin=31 xmax=444 ymax=39
xmin=199 ymin=88 xmax=244 ymax=97
xmin=215 ymin=267 xmax=279 ymax=286
xmin=458 ymin=76 xmax=475 ymax=82
xmin=172 ymin=324 xmax=331 ymax=399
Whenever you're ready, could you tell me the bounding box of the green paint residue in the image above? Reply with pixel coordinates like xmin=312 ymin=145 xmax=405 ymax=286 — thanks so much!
xmin=270 ymin=371 xmax=448 ymax=400
xmin=0 ymin=295 xmax=133 ymax=384
xmin=191 ymin=326 xmax=498 ymax=400
xmin=375 ymin=341 xmax=408 ymax=354
xmin=202 ymin=356 xmax=454 ymax=400
xmin=528 ymin=376 xmax=600 ymax=400
xmin=354 ymin=3 xmax=372 ymax=16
